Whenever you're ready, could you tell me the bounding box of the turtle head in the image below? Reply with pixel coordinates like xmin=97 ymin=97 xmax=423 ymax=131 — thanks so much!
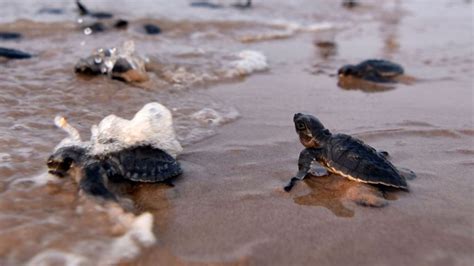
xmin=74 ymin=48 xmax=114 ymax=76
xmin=47 ymin=146 xmax=86 ymax=178
xmin=338 ymin=64 xmax=359 ymax=77
xmin=293 ymin=113 xmax=331 ymax=148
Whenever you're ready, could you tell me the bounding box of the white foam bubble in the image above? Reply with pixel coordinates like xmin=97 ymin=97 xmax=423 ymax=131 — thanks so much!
xmin=27 ymin=250 xmax=88 ymax=266
xmin=91 ymin=102 xmax=183 ymax=158
xmin=99 ymin=212 xmax=156 ymax=265
xmin=227 ymin=50 xmax=268 ymax=77
xmin=26 ymin=205 xmax=157 ymax=265
xmin=304 ymin=22 xmax=334 ymax=32
xmin=0 ymin=153 xmax=11 ymax=162
xmin=239 ymin=21 xmax=334 ymax=43
xmin=191 ymin=107 xmax=240 ymax=126
xmin=10 ymin=172 xmax=59 ymax=188
xmin=52 ymin=102 xmax=182 ymax=158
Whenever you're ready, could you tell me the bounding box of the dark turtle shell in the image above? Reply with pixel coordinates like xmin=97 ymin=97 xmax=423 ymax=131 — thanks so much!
xmin=323 ymin=134 xmax=408 ymax=189
xmin=0 ymin=47 xmax=32 ymax=59
xmin=360 ymin=59 xmax=404 ymax=77
xmin=338 ymin=59 xmax=404 ymax=83
xmin=97 ymin=145 xmax=182 ymax=183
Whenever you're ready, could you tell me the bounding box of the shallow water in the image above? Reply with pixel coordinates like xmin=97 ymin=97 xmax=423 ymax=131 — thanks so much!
xmin=1 ymin=0 xmax=473 ymax=265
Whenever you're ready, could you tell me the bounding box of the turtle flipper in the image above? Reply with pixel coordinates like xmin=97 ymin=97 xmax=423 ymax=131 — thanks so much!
xmin=398 ymin=167 xmax=416 ymax=180
xmin=284 ymin=148 xmax=324 ymax=192
xmin=310 ymin=163 xmax=329 ymax=177
xmin=76 ymin=0 xmax=89 ymax=15
xmin=378 ymin=150 xmax=389 ymax=158
xmin=81 ymin=162 xmax=117 ymax=201
xmin=284 ymin=172 xmax=308 ymax=192
xmin=162 ymin=179 xmax=175 ymax=187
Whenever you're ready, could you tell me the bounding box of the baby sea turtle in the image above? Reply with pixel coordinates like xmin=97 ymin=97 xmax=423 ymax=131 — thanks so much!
xmin=191 ymin=0 xmax=252 ymax=9
xmin=0 ymin=32 xmax=22 ymax=40
xmin=342 ymin=0 xmax=359 ymax=8
xmin=190 ymin=1 xmax=224 ymax=8
xmin=76 ymin=0 xmax=133 ymax=35
xmin=47 ymin=103 xmax=183 ymax=201
xmin=76 ymin=0 xmax=113 ymax=19
xmin=284 ymin=113 xmax=415 ymax=192
xmin=143 ymin=24 xmax=162 ymax=35
xmin=38 ymin=7 xmax=65 ymax=15
xmin=232 ymin=0 xmax=252 ymax=9
xmin=338 ymin=59 xmax=404 ymax=83
xmin=47 ymin=144 xmax=182 ymax=201
xmin=0 ymin=47 xmax=32 ymax=60
xmin=74 ymin=41 xmax=149 ymax=83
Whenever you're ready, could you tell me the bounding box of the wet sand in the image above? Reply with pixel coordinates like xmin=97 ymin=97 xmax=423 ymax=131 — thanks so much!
xmin=133 ymin=2 xmax=474 ymax=265
xmin=0 ymin=0 xmax=473 ymax=265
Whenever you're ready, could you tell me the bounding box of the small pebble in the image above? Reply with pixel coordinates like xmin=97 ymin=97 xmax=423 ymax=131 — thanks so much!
xmin=143 ymin=24 xmax=161 ymax=35
xmin=0 ymin=32 xmax=22 ymax=40
xmin=114 ymin=19 xmax=129 ymax=29
xmin=38 ymin=8 xmax=64 ymax=14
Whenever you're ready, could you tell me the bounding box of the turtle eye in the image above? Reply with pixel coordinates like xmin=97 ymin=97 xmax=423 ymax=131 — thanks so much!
xmin=296 ymin=121 xmax=306 ymax=130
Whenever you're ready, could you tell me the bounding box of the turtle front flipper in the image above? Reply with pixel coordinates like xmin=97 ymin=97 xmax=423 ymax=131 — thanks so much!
xmin=81 ymin=161 xmax=117 ymax=201
xmin=284 ymin=148 xmax=324 ymax=192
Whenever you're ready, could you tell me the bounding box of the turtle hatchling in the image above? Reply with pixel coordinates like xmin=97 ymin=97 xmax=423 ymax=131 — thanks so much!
xmin=338 ymin=59 xmax=404 ymax=83
xmin=47 ymin=102 xmax=183 ymax=201
xmin=74 ymin=40 xmax=149 ymax=83
xmin=284 ymin=113 xmax=415 ymax=192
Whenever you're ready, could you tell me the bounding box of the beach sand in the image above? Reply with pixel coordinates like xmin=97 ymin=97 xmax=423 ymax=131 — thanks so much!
xmin=132 ymin=2 xmax=473 ymax=265
xmin=0 ymin=1 xmax=472 ymax=265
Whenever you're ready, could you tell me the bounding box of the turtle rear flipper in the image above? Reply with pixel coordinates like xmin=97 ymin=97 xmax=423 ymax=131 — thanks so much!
xmin=398 ymin=167 xmax=416 ymax=180
xmin=378 ymin=150 xmax=389 ymax=158
xmin=81 ymin=162 xmax=117 ymax=201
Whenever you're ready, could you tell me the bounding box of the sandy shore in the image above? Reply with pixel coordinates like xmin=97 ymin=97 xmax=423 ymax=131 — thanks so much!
xmin=130 ymin=2 xmax=473 ymax=265
xmin=0 ymin=1 xmax=472 ymax=265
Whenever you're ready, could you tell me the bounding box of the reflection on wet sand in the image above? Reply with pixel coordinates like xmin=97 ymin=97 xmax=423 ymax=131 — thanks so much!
xmin=380 ymin=0 xmax=402 ymax=58
xmin=134 ymin=247 xmax=250 ymax=266
xmin=125 ymin=182 xmax=175 ymax=234
xmin=337 ymin=76 xmax=396 ymax=92
xmin=337 ymin=74 xmax=417 ymax=92
xmin=314 ymin=41 xmax=337 ymax=59
xmin=293 ymin=174 xmax=398 ymax=217
xmin=294 ymin=175 xmax=355 ymax=218
xmin=127 ymin=182 xmax=253 ymax=266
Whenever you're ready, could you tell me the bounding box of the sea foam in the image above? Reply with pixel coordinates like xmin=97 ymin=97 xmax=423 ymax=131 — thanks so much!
xmin=53 ymin=102 xmax=182 ymax=158
xmin=227 ymin=50 xmax=268 ymax=77
xmin=90 ymin=102 xmax=183 ymax=158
